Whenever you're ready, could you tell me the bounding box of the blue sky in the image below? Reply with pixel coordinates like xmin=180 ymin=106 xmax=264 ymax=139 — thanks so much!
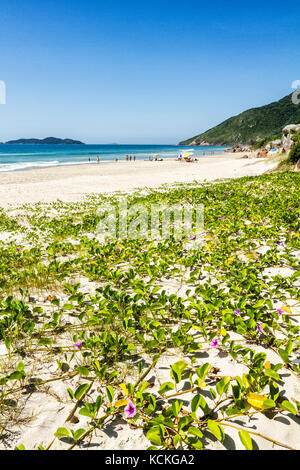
xmin=0 ymin=0 xmax=299 ymax=143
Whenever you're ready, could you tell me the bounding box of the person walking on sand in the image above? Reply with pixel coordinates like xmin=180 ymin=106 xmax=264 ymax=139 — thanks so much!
xmin=134 ymin=155 xmax=136 ymax=161
xmin=97 ymin=156 xmax=100 ymax=164
xmin=126 ymin=155 xmax=129 ymax=161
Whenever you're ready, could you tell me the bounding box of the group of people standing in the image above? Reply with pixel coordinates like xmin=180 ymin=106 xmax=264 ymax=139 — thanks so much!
xmin=87 ymin=155 xmax=136 ymax=163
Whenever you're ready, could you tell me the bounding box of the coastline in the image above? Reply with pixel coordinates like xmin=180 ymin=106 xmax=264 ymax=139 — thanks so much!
xmin=0 ymin=152 xmax=279 ymax=208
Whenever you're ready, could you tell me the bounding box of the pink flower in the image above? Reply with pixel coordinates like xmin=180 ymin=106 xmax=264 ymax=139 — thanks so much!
xmin=115 ymin=246 xmax=120 ymax=251
xmin=74 ymin=340 xmax=83 ymax=350
xmin=210 ymin=338 xmax=219 ymax=348
xmin=233 ymin=309 xmax=240 ymax=316
xmin=277 ymin=308 xmax=284 ymax=315
xmin=124 ymin=402 xmax=137 ymax=419
xmin=116 ymin=425 xmax=123 ymax=431
xmin=256 ymin=324 xmax=264 ymax=334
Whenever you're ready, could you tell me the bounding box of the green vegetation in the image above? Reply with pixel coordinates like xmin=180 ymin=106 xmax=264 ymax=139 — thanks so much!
xmin=180 ymin=93 xmax=300 ymax=146
xmin=0 ymin=173 xmax=299 ymax=450
xmin=251 ymin=134 xmax=282 ymax=150
xmin=289 ymin=142 xmax=300 ymax=164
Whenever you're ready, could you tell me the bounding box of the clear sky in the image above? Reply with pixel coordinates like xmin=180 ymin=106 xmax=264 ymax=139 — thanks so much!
xmin=0 ymin=0 xmax=299 ymax=144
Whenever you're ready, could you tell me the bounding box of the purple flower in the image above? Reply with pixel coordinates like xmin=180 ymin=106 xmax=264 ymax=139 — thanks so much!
xmin=233 ymin=308 xmax=240 ymax=316
xmin=288 ymin=207 xmax=293 ymax=211
xmin=115 ymin=246 xmax=120 ymax=251
xmin=210 ymin=338 xmax=219 ymax=348
xmin=124 ymin=402 xmax=137 ymax=419
xmin=256 ymin=324 xmax=264 ymax=334
xmin=16 ymin=248 xmax=21 ymax=252
xmin=74 ymin=340 xmax=83 ymax=350
xmin=262 ymin=217 xmax=266 ymax=222
xmin=116 ymin=425 xmax=123 ymax=431
xmin=280 ymin=242 xmax=285 ymax=247
xmin=91 ymin=256 xmax=95 ymax=260
xmin=277 ymin=308 xmax=284 ymax=315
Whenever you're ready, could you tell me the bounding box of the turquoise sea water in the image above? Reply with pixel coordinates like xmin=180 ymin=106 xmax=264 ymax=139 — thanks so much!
xmin=0 ymin=144 xmax=229 ymax=172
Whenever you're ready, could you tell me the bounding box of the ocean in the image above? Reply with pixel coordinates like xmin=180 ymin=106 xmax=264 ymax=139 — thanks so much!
xmin=0 ymin=144 xmax=229 ymax=172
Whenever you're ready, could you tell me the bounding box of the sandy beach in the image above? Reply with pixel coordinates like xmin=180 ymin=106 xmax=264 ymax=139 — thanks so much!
xmin=0 ymin=152 xmax=278 ymax=208
xmin=0 ymin=153 xmax=299 ymax=451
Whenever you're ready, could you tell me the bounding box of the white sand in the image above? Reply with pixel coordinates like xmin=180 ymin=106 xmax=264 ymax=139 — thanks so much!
xmin=0 ymin=152 xmax=277 ymax=208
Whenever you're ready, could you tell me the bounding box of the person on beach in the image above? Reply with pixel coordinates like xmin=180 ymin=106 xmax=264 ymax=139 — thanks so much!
xmin=126 ymin=155 xmax=128 ymax=161
xmin=88 ymin=157 xmax=91 ymax=162
xmin=134 ymin=155 xmax=136 ymax=161
xmin=130 ymin=155 xmax=132 ymax=161
xmin=97 ymin=156 xmax=100 ymax=164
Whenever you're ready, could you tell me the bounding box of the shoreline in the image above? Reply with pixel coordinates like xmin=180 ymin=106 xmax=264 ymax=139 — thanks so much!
xmin=0 ymin=152 xmax=279 ymax=209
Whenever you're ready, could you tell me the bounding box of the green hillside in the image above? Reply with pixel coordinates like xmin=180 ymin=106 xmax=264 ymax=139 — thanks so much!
xmin=179 ymin=93 xmax=300 ymax=146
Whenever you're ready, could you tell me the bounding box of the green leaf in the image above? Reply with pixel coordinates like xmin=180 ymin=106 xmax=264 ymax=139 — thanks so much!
xmin=158 ymin=382 xmax=174 ymax=395
xmin=54 ymin=427 xmax=70 ymax=439
xmin=216 ymin=376 xmax=230 ymax=397
xmin=191 ymin=394 xmax=209 ymax=414
xmin=264 ymin=369 xmax=280 ymax=381
xmin=8 ymin=371 xmax=25 ymax=381
xmin=74 ymin=383 xmax=89 ymax=401
xmin=106 ymin=385 xmax=114 ymax=403
xmin=278 ymin=349 xmax=289 ymax=364
xmin=239 ymin=430 xmax=253 ymax=450
xmin=262 ymin=399 xmax=276 ymax=409
xmin=196 ymin=363 xmax=211 ymax=379
xmin=75 ymin=366 xmax=90 ymax=377
xmin=72 ymin=428 xmax=85 ymax=441
xmin=178 ymin=415 xmax=193 ymax=430
xmin=281 ymin=400 xmax=297 ymax=416
xmin=67 ymin=388 xmax=74 ymax=400
xmin=188 ymin=426 xmax=203 ymax=438
xmin=146 ymin=426 xmax=162 ymax=446
xmin=38 ymin=337 xmax=53 ymax=346
xmin=207 ymin=420 xmax=225 ymax=442
xmin=285 ymin=341 xmax=294 ymax=355
xmin=170 ymin=361 xmax=187 ymax=384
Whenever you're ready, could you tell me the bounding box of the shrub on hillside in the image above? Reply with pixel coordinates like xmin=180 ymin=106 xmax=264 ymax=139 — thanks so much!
xmin=289 ymin=141 xmax=300 ymax=164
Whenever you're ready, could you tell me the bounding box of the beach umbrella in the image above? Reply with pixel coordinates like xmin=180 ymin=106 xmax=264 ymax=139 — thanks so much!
xmin=183 ymin=152 xmax=192 ymax=159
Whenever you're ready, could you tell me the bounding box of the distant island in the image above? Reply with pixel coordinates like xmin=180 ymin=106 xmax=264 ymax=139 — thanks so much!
xmin=5 ymin=137 xmax=85 ymax=145
xmin=179 ymin=93 xmax=300 ymax=147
